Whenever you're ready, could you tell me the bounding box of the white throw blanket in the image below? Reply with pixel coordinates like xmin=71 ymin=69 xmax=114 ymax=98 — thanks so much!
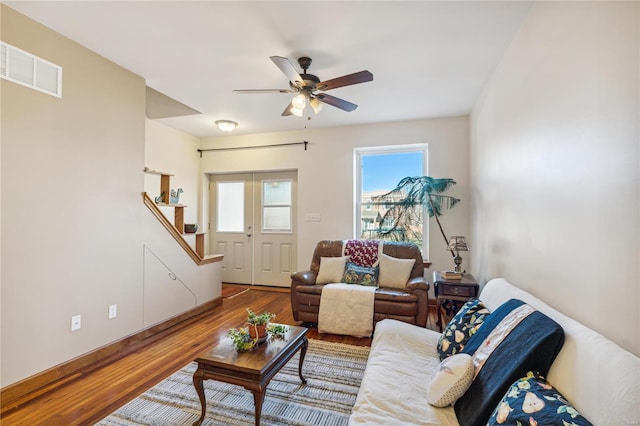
xmin=318 ymin=283 xmax=376 ymax=337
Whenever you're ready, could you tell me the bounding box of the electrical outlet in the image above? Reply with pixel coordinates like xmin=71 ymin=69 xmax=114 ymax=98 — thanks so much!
xmin=108 ymin=304 xmax=117 ymax=319
xmin=71 ymin=314 xmax=81 ymax=331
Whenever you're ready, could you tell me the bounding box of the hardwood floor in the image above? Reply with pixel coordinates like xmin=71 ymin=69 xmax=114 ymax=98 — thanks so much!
xmin=2 ymin=285 xmax=439 ymax=425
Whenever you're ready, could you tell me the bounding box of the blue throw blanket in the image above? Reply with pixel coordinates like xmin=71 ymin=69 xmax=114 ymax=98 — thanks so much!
xmin=455 ymin=299 xmax=565 ymax=426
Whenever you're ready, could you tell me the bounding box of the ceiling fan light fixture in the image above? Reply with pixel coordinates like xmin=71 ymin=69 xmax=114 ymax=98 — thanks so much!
xmin=291 ymin=93 xmax=306 ymax=109
xmin=310 ymin=97 xmax=323 ymax=114
xmin=290 ymin=106 xmax=304 ymax=117
xmin=215 ymin=120 xmax=238 ymax=132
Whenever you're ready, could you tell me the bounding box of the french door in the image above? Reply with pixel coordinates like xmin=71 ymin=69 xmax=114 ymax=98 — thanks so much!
xmin=209 ymin=171 xmax=297 ymax=287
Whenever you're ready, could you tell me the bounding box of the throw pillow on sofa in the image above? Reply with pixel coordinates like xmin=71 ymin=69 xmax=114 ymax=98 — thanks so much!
xmin=455 ymin=299 xmax=565 ymax=426
xmin=437 ymin=298 xmax=490 ymax=360
xmin=427 ymin=353 xmax=474 ymax=407
xmin=316 ymin=256 xmax=349 ymax=284
xmin=377 ymin=253 xmax=415 ymax=289
xmin=488 ymin=371 xmax=593 ymax=425
xmin=342 ymin=262 xmax=379 ymax=286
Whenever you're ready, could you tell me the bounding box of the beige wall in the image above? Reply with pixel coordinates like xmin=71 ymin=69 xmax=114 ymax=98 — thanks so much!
xmin=470 ymin=1 xmax=639 ymax=355
xmin=1 ymin=6 xmax=147 ymax=386
xmin=144 ymin=119 xmax=201 ymax=226
xmin=200 ymin=116 xmax=471 ymax=278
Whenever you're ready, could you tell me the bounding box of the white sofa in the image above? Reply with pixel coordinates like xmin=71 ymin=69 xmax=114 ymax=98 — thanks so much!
xmin=349 ymin=278 xmax=640 ymax=425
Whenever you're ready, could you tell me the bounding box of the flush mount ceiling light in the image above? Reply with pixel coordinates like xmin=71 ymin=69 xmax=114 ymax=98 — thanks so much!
xmin=215 ymin=120 xmax=238 ymax=132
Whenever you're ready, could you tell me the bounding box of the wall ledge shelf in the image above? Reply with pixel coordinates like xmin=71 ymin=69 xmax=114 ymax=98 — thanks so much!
xmin=155 ymin=202 xmax=187 ymax=208
xmin=143 ymin=168 xmax=173 ymax=176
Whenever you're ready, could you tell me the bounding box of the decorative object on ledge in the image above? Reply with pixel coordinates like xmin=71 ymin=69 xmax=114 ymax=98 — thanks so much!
xmin=215 ymin=119 xmax=238 ymax=132
xmin=170 ymin=188 xmax=183 ymax=204
xmin=184 ymin=223 xmax=198 ymax=233
xmin=197 ymin=141 xmax=308 ymax=156
xmin=154 ymin=192 xmax=165 ymax=204
xmin=447 ymin=236 xmax=469 ymax=273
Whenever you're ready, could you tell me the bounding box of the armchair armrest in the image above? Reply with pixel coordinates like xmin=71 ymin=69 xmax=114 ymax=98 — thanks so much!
xmin=290 ymin=270 xmax=318 ymax=322
xmin=290 ymin=270 xmax=317 ymax=285
xmin=406 ymin=276 xmax=430 ymax=327
xmin=406 ymin=276 xmax=429 ymax=291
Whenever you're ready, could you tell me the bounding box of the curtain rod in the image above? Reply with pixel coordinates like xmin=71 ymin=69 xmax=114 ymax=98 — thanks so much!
xmin=197 ymin=141 xmax=308 ymax=157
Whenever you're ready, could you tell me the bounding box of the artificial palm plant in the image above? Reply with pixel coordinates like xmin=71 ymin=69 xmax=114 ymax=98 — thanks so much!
xmin=371 ymin=176 xmax=460 ymax=256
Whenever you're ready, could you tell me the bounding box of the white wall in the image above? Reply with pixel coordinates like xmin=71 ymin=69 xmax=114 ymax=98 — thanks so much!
xmin=1 ymin=5 xmax=146 ymax=386
xmin=144 ymin=119 xmax=201 ymax=226
xmin=470 ymin=1 xmax=639 ymax=355
xmin=0 ymin=7 xmax=221 ymax=387
xmin=200 ymin=116 xmax=471 ymax=280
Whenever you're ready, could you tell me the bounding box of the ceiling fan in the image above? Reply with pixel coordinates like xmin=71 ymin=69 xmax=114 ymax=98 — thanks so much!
xmin=233 ymin=56 xmax=373 ymax=116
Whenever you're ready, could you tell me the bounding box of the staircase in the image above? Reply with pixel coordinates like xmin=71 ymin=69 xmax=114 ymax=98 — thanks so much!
xmin=143 ymin=169 xmax=220 ymax=265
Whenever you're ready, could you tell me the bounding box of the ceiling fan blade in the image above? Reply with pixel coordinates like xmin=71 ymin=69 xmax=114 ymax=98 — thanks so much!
xmin=316 ymin=70 xmax=373 ymax=91
xmin=233 ymin=89 xmax=296 ymax=94
xmin=270 ymin=56 xmax=304 ymax=86
xmin=316 ymin=93 xmax=358 ymax=112
xmin=281 ymin=102 xmax=293 ymax=116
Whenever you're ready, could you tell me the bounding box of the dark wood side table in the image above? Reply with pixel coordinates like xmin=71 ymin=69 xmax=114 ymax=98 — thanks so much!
xmin=433 ymin=271 xmax=479 ymax=332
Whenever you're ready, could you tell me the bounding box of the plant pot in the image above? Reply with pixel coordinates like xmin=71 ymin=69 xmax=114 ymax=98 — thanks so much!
xmin=248 ymin=323 xmax=267 ymax=339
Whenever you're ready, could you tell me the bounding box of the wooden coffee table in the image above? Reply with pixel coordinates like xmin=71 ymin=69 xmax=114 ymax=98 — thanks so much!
xmin=192 ymin=324 xmax=308 ymax=426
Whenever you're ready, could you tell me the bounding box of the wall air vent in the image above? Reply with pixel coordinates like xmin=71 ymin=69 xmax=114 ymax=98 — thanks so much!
xmin=0 ymin=41 xmax=62 ymax=98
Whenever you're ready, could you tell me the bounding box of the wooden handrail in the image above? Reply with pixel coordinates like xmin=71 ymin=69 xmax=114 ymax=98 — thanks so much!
xmin=142 ymin=192 xmax=222 ymax=265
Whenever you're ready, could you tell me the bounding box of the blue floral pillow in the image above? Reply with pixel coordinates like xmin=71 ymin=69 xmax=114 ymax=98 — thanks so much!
xmin=342 ymin=262 xmax=379 ymax=286
xmin=437 ymin=298 xmax=489 ymax=360
xmin=488 ymin=371 xmax=593 ymax=425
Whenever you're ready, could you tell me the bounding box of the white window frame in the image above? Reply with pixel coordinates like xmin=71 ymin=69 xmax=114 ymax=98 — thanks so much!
xmin=354 ymin=143 xmax=429 ymax=259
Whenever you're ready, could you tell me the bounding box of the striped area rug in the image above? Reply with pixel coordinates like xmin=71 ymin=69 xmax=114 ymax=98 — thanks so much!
xmin=96 ymin=339 xmax=370 ymax=426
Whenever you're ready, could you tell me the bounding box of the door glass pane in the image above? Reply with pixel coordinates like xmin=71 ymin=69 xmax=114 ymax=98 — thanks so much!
xmin=263 ymin=206 xmax=291 ymax=230
xmin=263 ymin=180 xmax=292 ymax=232
xmin=217 ymin=181 xmax=244 ymax=232
xmin=263 ymin=180 xmax=291 ymax=205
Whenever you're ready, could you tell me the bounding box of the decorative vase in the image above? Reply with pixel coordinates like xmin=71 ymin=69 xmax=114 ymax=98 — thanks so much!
xmin=248 ymin=323 xmax=267 ymax=339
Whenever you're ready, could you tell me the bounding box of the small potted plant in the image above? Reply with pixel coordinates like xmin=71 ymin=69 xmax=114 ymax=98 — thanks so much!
xmin=246 ymin=309 xmax=275 ymax=339
xmin=227 ymin=328 xmax=256 ymax=352
xmin=266 ymin=323 xmax=288 ymax=339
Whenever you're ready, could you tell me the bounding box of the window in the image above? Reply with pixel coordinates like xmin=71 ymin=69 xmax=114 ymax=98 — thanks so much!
xmin=216 ymin=181 xmax=244 ymax=232
xmin=355 ymin=144 xmax=428 ymax=256
xmin=262 ymin=179 xmax=292 ymax=233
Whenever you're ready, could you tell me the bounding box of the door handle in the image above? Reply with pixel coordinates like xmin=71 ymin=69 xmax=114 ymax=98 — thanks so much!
xmin=247 ymin=233 xmax=252 ymax=237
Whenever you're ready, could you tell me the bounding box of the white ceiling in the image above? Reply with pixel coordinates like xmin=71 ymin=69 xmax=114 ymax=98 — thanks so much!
xmin=6 ymin=1 xmax=532 ymax=138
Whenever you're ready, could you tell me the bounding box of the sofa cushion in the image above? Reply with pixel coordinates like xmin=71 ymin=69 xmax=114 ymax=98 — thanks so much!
xmin=316 ymin=256 xmax=349 ymax=284
xmin=455 ymin=299 xmax=565 ymax=426
xmin=349 ymin=319 xmax=460 ymax=425
xmin=378 ymin=253 xmax=415 ymax=289
xmin=437 ymin=298 xmax=489 ymax=360
xmin=427 ymin=353 xmax=474 ymax=407
xmin=342 ymin=262 xmax=379 ymax=286
xmin=488 ymin=371 xmax=593 ymax=425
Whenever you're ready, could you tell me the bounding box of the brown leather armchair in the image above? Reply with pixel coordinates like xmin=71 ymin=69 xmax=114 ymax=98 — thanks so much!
xmin=290 ymin=240 xmax=430 ymax=328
